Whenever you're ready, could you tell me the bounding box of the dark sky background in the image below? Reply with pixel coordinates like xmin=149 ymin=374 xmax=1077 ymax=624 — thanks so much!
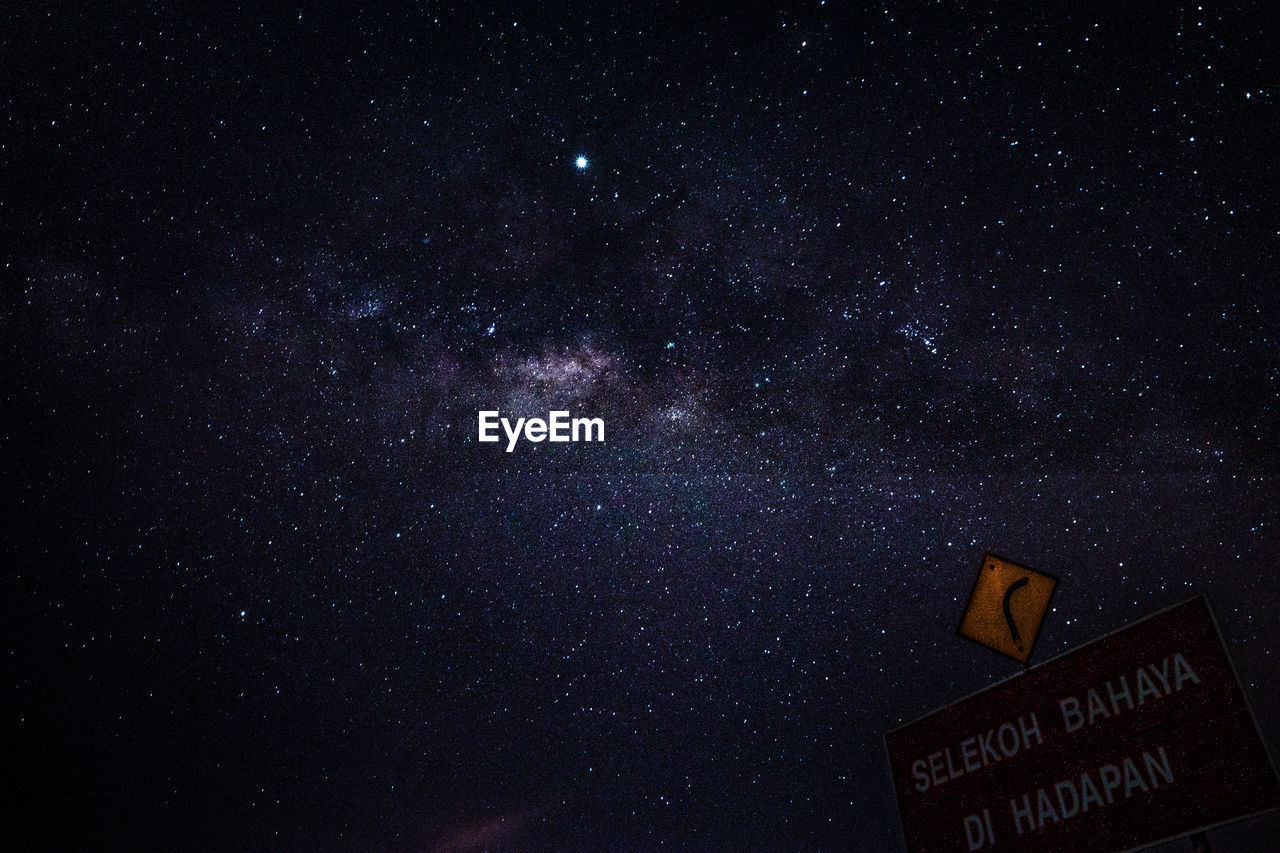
xmin=5 ymin=1 xmax=1279 ymax=850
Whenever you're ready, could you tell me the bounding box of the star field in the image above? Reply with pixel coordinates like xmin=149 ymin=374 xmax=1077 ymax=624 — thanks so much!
xmin=4 ymin=2 xmax=1279 ymax=850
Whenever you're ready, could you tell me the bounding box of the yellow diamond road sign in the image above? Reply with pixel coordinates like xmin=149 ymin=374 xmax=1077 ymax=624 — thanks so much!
xmin=958 ymin=553 xmax=1058 ymax=664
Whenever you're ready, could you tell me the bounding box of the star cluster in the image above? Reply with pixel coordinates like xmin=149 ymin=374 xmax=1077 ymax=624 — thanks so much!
xmin=5 ymin=2 xmax=1278 ymax=850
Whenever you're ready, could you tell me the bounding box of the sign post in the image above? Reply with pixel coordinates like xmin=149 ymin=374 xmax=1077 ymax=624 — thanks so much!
xmin=885 ymin=596 xmax=1280 ymax=853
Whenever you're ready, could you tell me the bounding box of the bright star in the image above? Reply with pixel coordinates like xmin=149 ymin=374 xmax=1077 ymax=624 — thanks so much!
xmin=575 ymin=156 xmax=588 ymax=169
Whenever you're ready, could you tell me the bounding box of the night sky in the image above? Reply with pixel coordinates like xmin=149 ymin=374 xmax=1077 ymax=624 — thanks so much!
xmin=5 ymin=2 xmax=1279 ymax=851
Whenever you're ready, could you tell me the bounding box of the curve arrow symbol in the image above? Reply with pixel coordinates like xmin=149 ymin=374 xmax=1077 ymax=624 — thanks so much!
xmin=1002 ymin=576 xmax=1030 ymax=651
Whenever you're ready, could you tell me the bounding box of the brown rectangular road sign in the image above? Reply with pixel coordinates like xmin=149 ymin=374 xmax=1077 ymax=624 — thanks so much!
xmin=885 ymin=596 xmax=1280 ymax=853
